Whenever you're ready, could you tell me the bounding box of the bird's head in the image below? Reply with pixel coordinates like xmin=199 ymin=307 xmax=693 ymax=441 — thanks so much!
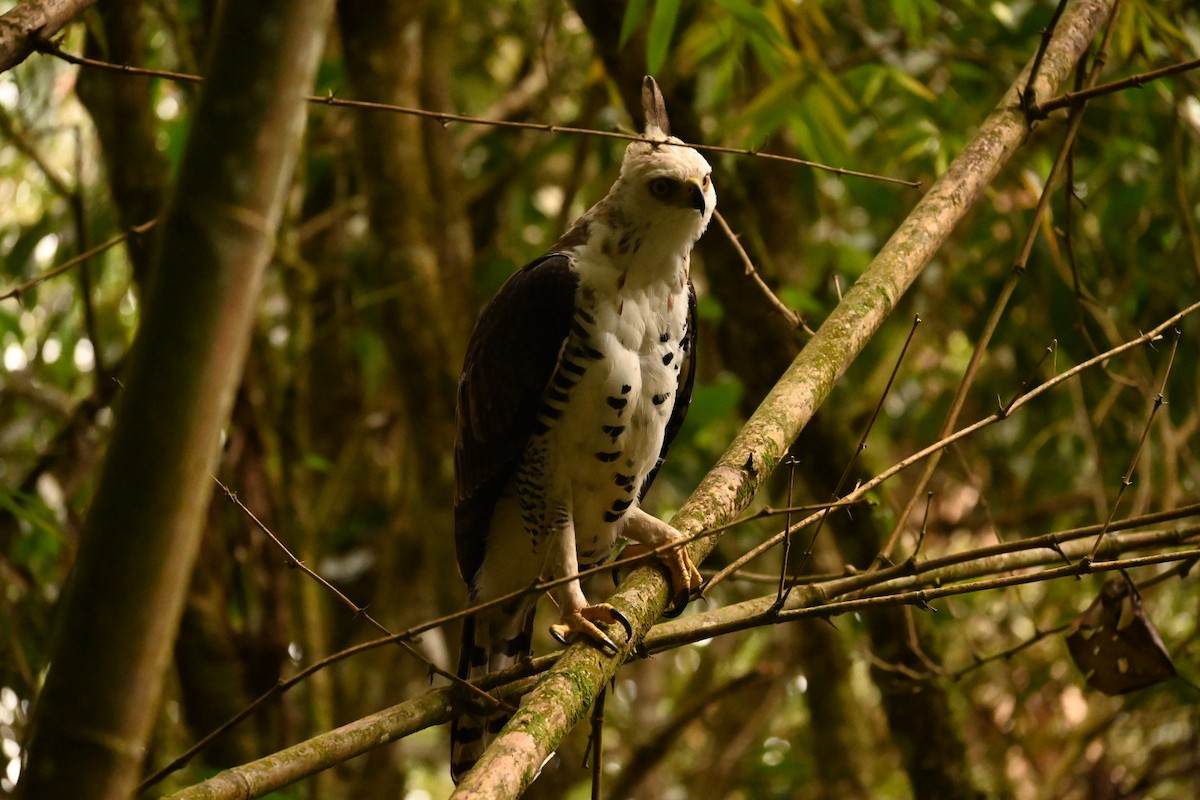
xmin=614 ymin=77 xmax=716 ymax=244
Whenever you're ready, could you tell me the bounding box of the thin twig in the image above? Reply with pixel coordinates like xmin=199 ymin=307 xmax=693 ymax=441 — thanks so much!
xmin=953 ymin=622 xmax=1073 ymax=679
xmin=1032 ymin=55 xmax=1200 ymax=118
xmin=783 ymin=312 xmax=921 ymax=595
xmin=585 ymin=687 xmax=607 ymax=800
xmin=912 ymin=492 xmax=934 ymax=561
xmin=705 ymin=299 xmax=1200 ymax=591
xmin=1022 ymin=0 xmax=1070 ymax=110
xmin=776 ymin=456 xmax=798 ymax=605
xmin=33 ymin=38 xmax=918 ymax=188
xmin=1002 ymin=340 xmax=1058 ymax=416
xmin=212 ymin=477 xmax=513 ymax=713
xmin=0 ymin=219 xmax=158 ymax=302
xmin=877 ymin=2 xmax=1123 ymax=564
xmin=1086 ymin=327 xmax=1181 ymax=560
xmin=713 ymin=210 xmax=811 ymax=334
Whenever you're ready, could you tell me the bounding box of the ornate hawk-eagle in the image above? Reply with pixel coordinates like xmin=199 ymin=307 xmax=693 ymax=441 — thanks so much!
xmin=451 ymin=77 xmax=713 ymax=781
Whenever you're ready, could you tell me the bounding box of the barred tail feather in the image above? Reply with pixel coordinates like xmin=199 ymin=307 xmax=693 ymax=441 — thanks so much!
xmin=450 ymin=604 xmax=536 ymax=783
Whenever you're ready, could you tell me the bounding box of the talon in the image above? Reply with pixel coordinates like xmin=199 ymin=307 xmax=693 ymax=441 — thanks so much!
xmin=622 ymin=542 xmax=703 ymax=616
xmin=662 ymin=587 xmax=689 ymax=618
xmin=610 ymin=607 xmax=633 ymax=641
xmin=548 ymin=603 xmax=629 ymax=655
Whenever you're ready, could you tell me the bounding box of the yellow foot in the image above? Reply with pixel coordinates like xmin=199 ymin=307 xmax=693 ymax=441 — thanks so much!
xmin=549 ymin=603 xmax=632 ymax=655
xmin=620 ymin=543 xmax=703 ymax=617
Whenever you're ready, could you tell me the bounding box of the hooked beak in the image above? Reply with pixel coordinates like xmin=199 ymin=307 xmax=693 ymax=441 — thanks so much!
xmin=684 ymin=176 xmax=707 ymax=214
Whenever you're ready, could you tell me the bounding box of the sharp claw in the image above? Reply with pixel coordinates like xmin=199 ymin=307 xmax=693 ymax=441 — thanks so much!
xmin=596 ymin=630 xmax=618 ymax=654
xmin=550 ymin=627 xmax=568 ymax=647
xmin=662 ymin=589 xmax=688 ymax=618
xmin=550 ymin=604 xmax=630 ymax=655
xmin=609 ymin=607 xmax=633 ymax=642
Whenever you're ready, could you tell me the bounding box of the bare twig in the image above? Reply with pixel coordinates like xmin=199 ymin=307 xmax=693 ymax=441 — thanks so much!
xmin=1032 ymin=55 xmax=1200 ymax=118
xmin=1022 ymin=0 xmax=1070 ymax=110
xmin=708 ymin=299 xmax=1200 ymax=589
xmin=585 ymin=688 xmax=607 ymax=800
xmin=1086 ymin=327 xmax=1181 ymax=560
xmin=878 ymin=2 xmax=1123 ymax=564
xmin=777 ymin=456 xmax=798 ymax=605
xmin=713 ymin=210 xmax=812 ymax=333
xmin=1002 ymin=340 xmax=1058 ymax=415
xmin=212 ymin=477 xmax=512 ymax=714
xmin=0 ymin=219 xmax=158 ymax=302
xmin=33 ymin=39 xmax=918 ymax=188
xmin=778 ymin=312 xmax=921 ymax=597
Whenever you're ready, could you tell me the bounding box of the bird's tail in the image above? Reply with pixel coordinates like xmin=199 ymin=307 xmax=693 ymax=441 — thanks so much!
xmin=450 ymin=603 xmax=536 ymax=784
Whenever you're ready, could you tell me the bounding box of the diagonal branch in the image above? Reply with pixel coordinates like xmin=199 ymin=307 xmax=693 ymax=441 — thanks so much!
xmin=0 ymin=0 xmax=97 ymax=73
xmin=450 ymin=1 xmax=1119 ymax=796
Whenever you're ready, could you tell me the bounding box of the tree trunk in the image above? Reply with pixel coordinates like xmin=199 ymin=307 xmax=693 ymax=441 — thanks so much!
xmin=75 ymin=0 xmax=168 ymax=287
xmin=16 ymin=2 xmax=333 ymax=797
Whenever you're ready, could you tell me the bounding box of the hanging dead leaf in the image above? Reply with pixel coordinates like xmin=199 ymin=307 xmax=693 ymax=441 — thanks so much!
xmin=1066 ymin=572 xmax=1176 ymax=695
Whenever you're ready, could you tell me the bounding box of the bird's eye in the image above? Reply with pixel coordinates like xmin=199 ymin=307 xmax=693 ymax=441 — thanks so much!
xmin=701 ymin=174 xmax=711 ymax=189
xmin=649 ymin=178 xmax=673 ymax=197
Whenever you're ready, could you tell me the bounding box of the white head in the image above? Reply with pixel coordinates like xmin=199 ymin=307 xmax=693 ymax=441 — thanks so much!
xmin=611 ymin=77 xmax=716 ymax=246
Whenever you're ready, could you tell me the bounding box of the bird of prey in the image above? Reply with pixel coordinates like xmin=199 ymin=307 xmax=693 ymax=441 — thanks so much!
xmin=451 ymin=76 xmax=714 ymax=781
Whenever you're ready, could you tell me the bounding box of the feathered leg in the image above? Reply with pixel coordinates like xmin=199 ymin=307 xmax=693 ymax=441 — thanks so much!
xmin=450 ymin=600 xmax=536 ymax=784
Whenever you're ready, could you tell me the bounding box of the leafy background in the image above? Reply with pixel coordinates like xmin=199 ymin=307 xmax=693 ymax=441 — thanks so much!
xmin=1 ymin=0 xmax=1198 ymax=797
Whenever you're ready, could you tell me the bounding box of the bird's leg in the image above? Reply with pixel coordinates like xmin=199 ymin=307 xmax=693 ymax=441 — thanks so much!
xmin=546 ymin=518 xmax=632 ymax=655
xmin=619 ymin=508 xmax=703 ymax=616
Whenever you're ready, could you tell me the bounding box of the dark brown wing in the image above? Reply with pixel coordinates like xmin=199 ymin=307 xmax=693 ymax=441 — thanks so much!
xmin=455 ymin=254 xmax=579 ymax=585
xmin=640 ymin=280 xmax=698 ymax=500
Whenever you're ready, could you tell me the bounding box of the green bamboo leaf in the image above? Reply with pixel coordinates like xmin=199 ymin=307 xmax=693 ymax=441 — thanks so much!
xmin=619 ymin=0 xmax=651 ymax=50
xmin=646 ymin=0 xmax=681 ymax=75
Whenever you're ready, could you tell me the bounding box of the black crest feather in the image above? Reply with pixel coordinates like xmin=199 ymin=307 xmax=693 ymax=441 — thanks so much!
xmin=642 ymin=75 xmax=671 ymax=138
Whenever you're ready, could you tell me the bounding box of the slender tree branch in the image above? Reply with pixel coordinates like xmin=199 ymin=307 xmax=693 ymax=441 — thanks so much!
xmin=212 ymin=477 xmax=511 ymax=715
xmin=32 ymin=38 xmax=917 ymax=187
xmin=1086 ymin=327 xmax=1181 ymax=559
xmin=1021 ymin=0 xmax=1069 ymax=110
xmin=0 ymin=0 xmax=98 ymax=73
xmin=783 ymin=312 xmax=920 ymax=593
xmin=0 ymin=219 xmax=158 ymax=303
xmin=1031 ymin=55 xmax=1200 ymax=118
xmin=164 ymin=523 xmax=1196 ymax=800
xmin=712 ymin=209 xmax=809 ymax=333
xmin=878 ymin=0 xmax=1123 ymax=563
